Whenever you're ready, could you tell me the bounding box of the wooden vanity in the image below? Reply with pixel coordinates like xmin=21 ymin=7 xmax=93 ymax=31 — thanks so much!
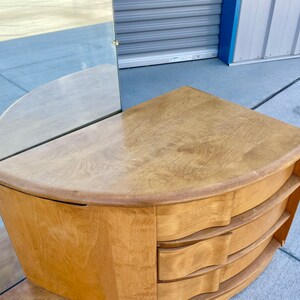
xmin=0 ymin=87 xmax=299 ymax=299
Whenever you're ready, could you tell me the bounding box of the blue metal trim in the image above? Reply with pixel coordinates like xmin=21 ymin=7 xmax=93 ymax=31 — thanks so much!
xmin=218 ymin=0 xmax=241 ymax=65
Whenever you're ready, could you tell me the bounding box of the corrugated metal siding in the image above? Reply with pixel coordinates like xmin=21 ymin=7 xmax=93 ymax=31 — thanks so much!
xmin=233 ymin=0 xmax=300 ymax=63
xmin=114 ymin=0 xmax=223 ymax=68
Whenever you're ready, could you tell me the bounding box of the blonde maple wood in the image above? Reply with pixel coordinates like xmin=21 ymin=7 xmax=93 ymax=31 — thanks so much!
xmin=192 ymin=239 xmax=280 ymax=300
xmin=157 ymin=165 xmax=292 ymax=241
xmin=228 ymin=197 xmax=287 ymax=254
xmin=0 ymin=87 xmax=300 ymax=300
xmin=175 ymin=212 xmax=289 ymax=281
xmin=158 ymin=174 xmax=300 ymax=248
xmin=158 ymin=233 xmax=231 ymax=281
xmin=1 ymin=87 xmax=300 ymax=206
xmin=0 ymin=186 xmax=157 ymax=300
xmin=157 ymin=193 xmax=234 ymax=241
xmin=158 ymin=236 xmax=281 ymax=300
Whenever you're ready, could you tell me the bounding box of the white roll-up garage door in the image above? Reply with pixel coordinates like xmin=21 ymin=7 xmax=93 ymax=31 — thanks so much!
xmin=114 ymin=0 xmax=223 ymax=68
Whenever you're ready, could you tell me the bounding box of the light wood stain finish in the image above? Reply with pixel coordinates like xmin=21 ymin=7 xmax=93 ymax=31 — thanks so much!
xmin=158 ymin=233 xmax=231 ymax=281
xmin=157 ymin=165 xmax=293 ymax=241
xmin=158 ymin=237 xmax=281 ymax=300
xmin=0 ymin=87 xmax=300 ymax=299
xmin=158 ymin=174 xmax=300 ymax=248
xmin=158 ymin=196 xmax=290 ymax=282
xmin=1 ymin=87 xmax=300 ymax=206
xmin=0 ymin=186 xmax=157 ymax=300
xmin=157 ymin=193 xmax=234 ymax=241
xmin=228 ymin=197 xmax=287 ymax=254
xmin=192 ymin=239 xmax=280 ymax=300
xmin=173 ymin=212 xmax=289 ymax=281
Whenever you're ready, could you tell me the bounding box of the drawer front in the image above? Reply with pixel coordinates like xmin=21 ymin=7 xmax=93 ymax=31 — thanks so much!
xmin=157 ymin=193 xmax=234 ymax=241
xmin=158 ymin=229 xmax=284 ymax=300
xmin=221 ymin=236 xmax=273 ymax=282
xmin=232 ymin=164 xmax=294 ymax=216
xmin=158 ymin=269 xmax=221 ymax=300
xmin=158 ymin=234 xmax=231 ymax=281
xmin=229 ymin=197 xmax=288 ymax=254
xmin=157 ymin=166 xmax=292 ymax=241
xmin=158 ymin=198 xmax=288 ymax=281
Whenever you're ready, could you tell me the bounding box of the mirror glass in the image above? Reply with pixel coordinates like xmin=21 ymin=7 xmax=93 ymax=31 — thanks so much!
xmin=0 ymin=0 xmax=120 ymax=294
xmin=0 ymin=0 xmax=121 ymax=161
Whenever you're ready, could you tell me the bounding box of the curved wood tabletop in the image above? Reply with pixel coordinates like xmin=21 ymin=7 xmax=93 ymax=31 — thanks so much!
xmin=0 ymin=86 xmax=300 ymax=206
xmin=0 ymin=64 xmax=120 ymax=160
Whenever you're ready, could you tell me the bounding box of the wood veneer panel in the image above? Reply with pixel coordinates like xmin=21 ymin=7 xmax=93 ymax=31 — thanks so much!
xmin=173 ymin=212 xmax=289 ymax=281
xmin=192 ymin=239 xmax=280 ymax=300
xmin=229 ymin=197 xmax=287 ymax=254
xmin=158 ymin=233 xmax=231 ymax=281
xmin=1 ymin=87 xmax=300 ymax=206
xmin=232 ymin=164 xmax=293 ymax=215
xmin=158 ymin=175 xmax=300 ymax=248
xmin=0 ymin=186 xmax=157 ymax=300
xmin=157 ymin=193 xmax=234 ymax=241
xmin=158 ymin=238 xmax=280 ymax=300
xmin=158 ymin=269 xmax=221 ymax=300
xmin=274 ymin=186 xmax=300 ymax=245
xmin=157 ymin=166 xmax=293 ymax=241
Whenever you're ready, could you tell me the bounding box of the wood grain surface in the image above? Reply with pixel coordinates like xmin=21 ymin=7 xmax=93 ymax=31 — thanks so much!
xmin=158 ymin=233 xmax=231 ymax=281
xmin=171 ymin=212 xmax=289 ymax=281
xmin=157 ymin=193 xmax=234 ymax=241
xmin=0 ymin=186 xmax=157 ymax=300
xmin=157 ymin=166 xmax=293 ymax=241
xmin=158 ymin=269 xmax=221 ymax=300
xmin=228 ymin=197 xmax=287 ymax=254
xmin=158 ymin=237 xmax=280 ymax=300
xmin=192 ymin=239 xmax=280 ymax=300
xmin=1 ymin=87 xmax=300 ymax=206
xmin=158 ymin=174 xmax=300 ymax=248
xmin=0 ymin=0 xmax=113 ymax=41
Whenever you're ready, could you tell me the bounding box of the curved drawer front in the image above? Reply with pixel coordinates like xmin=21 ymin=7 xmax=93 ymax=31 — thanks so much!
xmin=157 ymin=165 xmax=293 ymax=241
xmin=232 ymin=164 xmax=294 ymax=216
xmin=229 ymin=197 xmax=287 ymax=254
xmin=158 ymin=196 xmax=289 ymax=281
xmin=158 ymin=269 xmax=221 ymax=300
xmin=158 ymin=238 xmax=277 ymax=300
xmin=221 ymin=236 xmax=273 ymax=282
xmin=158 ymin=234 xmax=231 ymax=281
xmin=158 ymin=212 xmax=287 ymax=300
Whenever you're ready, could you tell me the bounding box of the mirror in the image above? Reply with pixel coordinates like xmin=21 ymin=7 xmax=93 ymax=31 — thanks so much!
xmin=0 ymin=0 xmax=120 ymax=294
xmin=0 ymin=0 xmax=121 ymax=161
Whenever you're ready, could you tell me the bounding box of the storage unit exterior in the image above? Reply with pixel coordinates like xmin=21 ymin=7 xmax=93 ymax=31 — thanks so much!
xmin=114 ymin=0 xmax=223 ymax=68
xmin=219 ymin=0 xmax=300 ymax=65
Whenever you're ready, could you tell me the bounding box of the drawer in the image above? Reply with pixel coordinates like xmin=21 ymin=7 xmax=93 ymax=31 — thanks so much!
xmin=157 ymin=176 xmax=300 ymax=281
xmin=158 ymin=213 xmax=289 ymax=300
xmin=158 ymin=233 xmax=231 ymax=281
xmin=157 ymin=165 xmax=294 ymax=241
xmin=158 ymin=200 xmax=287 ymax=280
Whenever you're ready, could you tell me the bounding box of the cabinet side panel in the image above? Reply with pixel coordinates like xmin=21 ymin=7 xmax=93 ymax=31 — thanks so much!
xmin=0 ymin=186 xmax=157 ymax=300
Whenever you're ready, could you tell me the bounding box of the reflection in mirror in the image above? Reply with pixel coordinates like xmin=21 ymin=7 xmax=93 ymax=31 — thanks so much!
xmin=0 ymin=0 xmax=121 ymax=160
xmin=0 ymin=0 xmax=120 ymax=294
